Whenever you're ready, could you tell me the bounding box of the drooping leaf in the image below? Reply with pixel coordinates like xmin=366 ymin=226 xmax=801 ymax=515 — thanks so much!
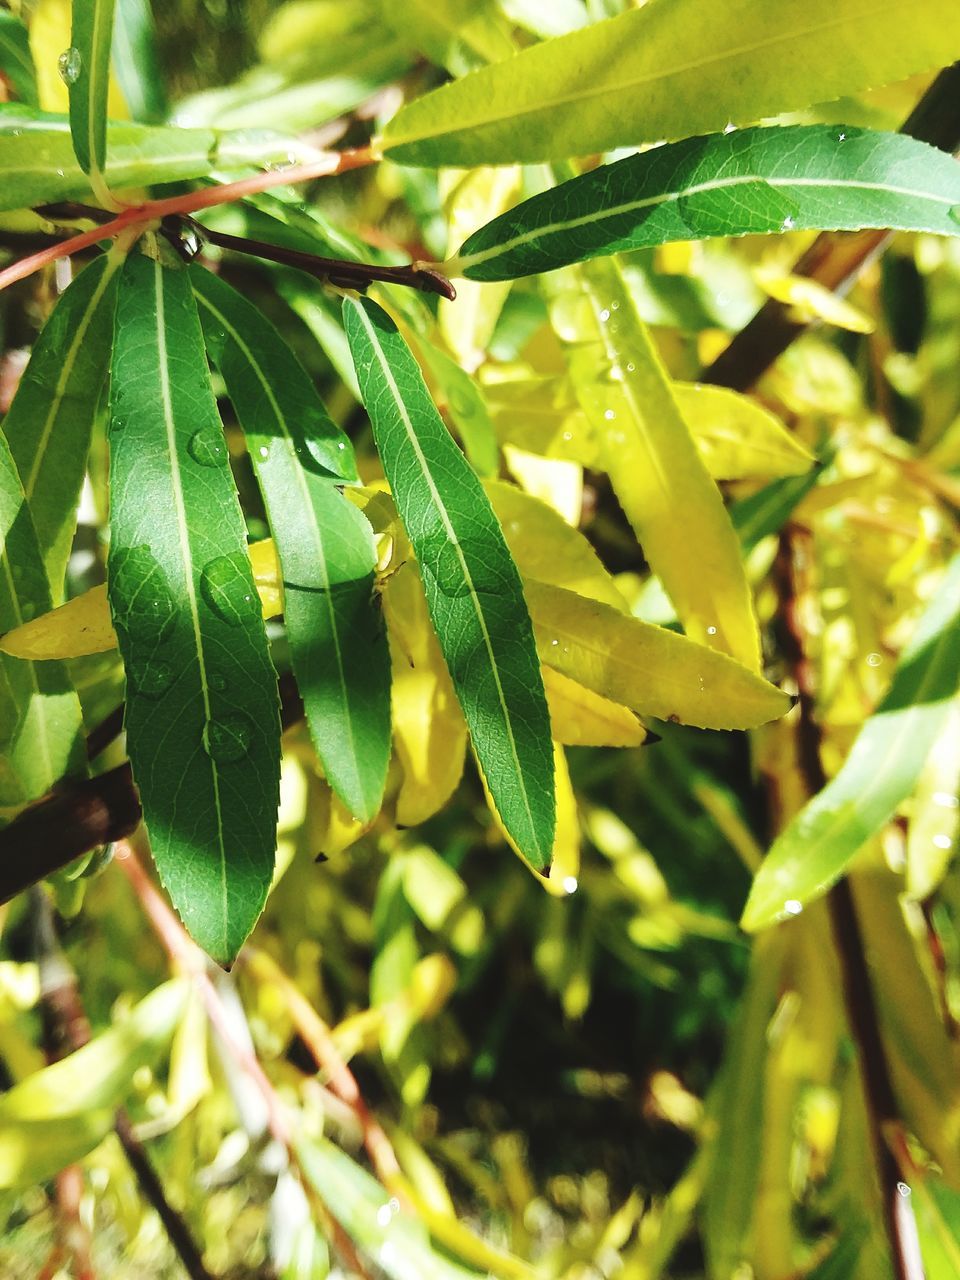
xmin=0 ymin=107 xmax=301 ymax=210
xmin=112 ymin=0 xmax=168 ymax=123
xmin=0 ymin=429 xmax=85 ymax=809
xmin=108 ymin=251 xmax=280 ymax=965
xmin=741 ymin=553 xmax=960 ymax=932
xmin=673 ymin=384 xmax=815 ymax=481
xmin=191 ymin=265 xmax=391 ymax=823
xmin=573 ymin=257 xmax=760 ymax=669
xmin=0 ymin=979 xmax=187 ymax=1189
xmin=542 ymin=667 xmax=647 ymax=748
xmin=0 ymin=11 xmax=38 ymax=107
xmin=449 ymin=126 xmax=960 ymax=281
xmin=66 ymin=0 xmax=117 ymax=197
xmin=3 ymin=250 xmax=122 ymax=599
xmin=343 ymin=295 xmax=556 ymax=868
xmin=381 ymin=1 xmax=960 ymax=165
xmin=525 ymin=581 xmax=790 ymax=730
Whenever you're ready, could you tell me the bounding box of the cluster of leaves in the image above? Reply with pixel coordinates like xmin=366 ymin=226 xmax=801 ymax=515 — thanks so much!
xmin=0 ymin=0 xmax=959 ymax=1277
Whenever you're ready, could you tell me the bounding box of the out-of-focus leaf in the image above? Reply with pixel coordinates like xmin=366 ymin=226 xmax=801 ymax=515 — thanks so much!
xmin=0 ymin=108 xmax=303 ymax=210
xmin=742 ymin=553 xmax=960 ymax=931
xmin=108 ymin=252 xmax=280 ymax=965
xmin=499 ymin=0 xmax=587 ymax=39
xmin=754 ymin=267 xmax=875 ymax=334
xmin=381 ymin=2 xmax=960 ymax=164
xmin=381 ymin=0 xmax=514 ymax=74
xmin=417 ymin=342 xmax=500 ymax=477
xmin=192 ymin=266 xmax=391 ymax=824
xmin=730 ymin=467 xmax=826 ymax=552
xmin=66 ymin=0 xmax=116 ymax=198
xmin=525 ymin=581 xmax=790 ymax=729
xmin=575 ymin=257 xmax=760 ymax=669
xmin=112 ymin=0 xmax=167 ymax=122
xmin=3 ymin=250 xmax=122 ymax=599
xmin=906 ymin=706 xmax=960 ymax=900
xmin=0 ymin=429 xmax=84 ymax=808
xmin=0 ymin=583 xmax=115 ymax=660
xmin=673 ymin=384 xmax=814 ymax=480
xmin=0 ymin=12 xmax=38 ymax=107
xmin=914 ymin=1176 xmax=960 ymax=1279
xmin=0 ymin=979 xmax=187 ymax=1189
xmin=448 ymin=127 xmax=960 ymax=280
xmin=543 ymin=667 xmax=647 ymax=748
xmin=344 ymin=295 xmax=556 ymax=869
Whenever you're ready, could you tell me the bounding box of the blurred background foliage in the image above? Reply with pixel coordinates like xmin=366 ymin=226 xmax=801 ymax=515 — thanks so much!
xmin=1 ymin=1 xmax=960 ymax=1277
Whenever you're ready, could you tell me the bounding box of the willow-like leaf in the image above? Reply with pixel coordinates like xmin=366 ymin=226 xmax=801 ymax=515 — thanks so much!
xmin=382 ymin=1 xmax=960 ymax=165
xmin=67 ymin=0 xmax=116 ymax=200
xmin=108 ymin=251 xmax=280 ymax=965
xmin=112 ymin=0 xmax=167 ymax=123
xmin=192 ymin=265 xmax=391 ymax=823
xmin=741 ymin=553 xmax=960 ymax=931
xmin=0 ymin=11 xmax=38 ymax=107
xmin=343 ymin=295 xmax=555 ymax=868
xmin=3 ymin=251 xmax=122 ymax=599
xmin=449 ymin=127 xmax=960 ymax=281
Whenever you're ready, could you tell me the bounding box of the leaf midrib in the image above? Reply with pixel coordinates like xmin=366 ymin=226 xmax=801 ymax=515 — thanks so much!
xmin=350 ymin=298 xmax=546 ymax=862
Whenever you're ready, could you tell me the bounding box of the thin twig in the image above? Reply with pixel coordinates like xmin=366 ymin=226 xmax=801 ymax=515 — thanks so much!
xmin=772 ymin=530 xmax=922 ymax=1280
xmin=704 ymin=62 xmax=960 ymax=391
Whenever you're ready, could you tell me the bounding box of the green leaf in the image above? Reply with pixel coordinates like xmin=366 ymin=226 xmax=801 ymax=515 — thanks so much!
xmin=524 ymin=581 xmax=790 ymax=730
xmin=382 ymin=1 xmax=960 ymax=165
xmin=0 ymin=979 xmax=187 ymax=1189
xmin=3 ymin=250 xmax=122 ymax=600
xmin=67 ymin=0 xmax=117 ymax=197
xmin=0 ymin=428 xmax=85 ymax=809
xmin=450 ymin=126 xmax=960 ymax=281
xmin=0 ymin=11 xmax=38 ymax=108
xmin=112 ymin=0 xmax=168 ymax=123
xmin=741 ymin=553 xmax=960 ymax=931
xmin=191 ymin=265 xmax=392 ymax=823
xmin=108 ymin=251 xmax=281 ymax=965
xmin=0 ymin=108 xmax=300 ymax=211
xmin=574 ymin=257 xmax=761 ymax=670
xmin=343 ymin=295 xmax=556 ymax=868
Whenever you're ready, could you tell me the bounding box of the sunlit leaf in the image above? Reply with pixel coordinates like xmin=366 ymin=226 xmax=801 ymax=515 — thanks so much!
xmin=344 ymin=295 xmax=556 ymax=868
xmin=3 ymin=249 xmax=122 ymax=599
xmin=525 ymin=581 xmax=789 ymax=729
xmin=542 ymin=667 xmax=647 ymax=748
xmin=673 ymin=384 xmax=815 ymax=481
xmin=108 ymin=251 xmax=280 ymax=964
xmin=382 ymin=2 xmax=960 ymax=164
xmin=742 ymin=553 xmax=960 ymax=932
xmin=192 ymin=266 xmax=391 ymax=823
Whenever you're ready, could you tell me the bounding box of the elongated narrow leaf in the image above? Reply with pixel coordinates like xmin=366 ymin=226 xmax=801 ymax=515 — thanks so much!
xmin=67 ymin=0 xmax=117 ymax=194
xmin=0 ymin=979 xmax=186 ymax=1188
xmin=450 ymin=126 xmax=960 ymax=281
xmin=191 ymin=266 xmax=391 ymax=823
xmin=574 ymin=257 xmax=760 ymax=669
xmin=382 ymin=0 xmax=960 ymax=165
xmin=525 ymin=581 xmax=789 ymax=730
xmin=0 ymin=108 xmax=301 ymax=211
xmin=0 ymin=430 xmax=85 ymax=808
xmin=542 ymin=667 xmax=647 ymax=748
xmin=343 ymin=295 xmax=555 ymax=868
xmin=3 ymin=251 xmax=122 ymax=599
xmin=112 ymin=0 xmax=167 ymax=123
xmin=0 ymin=11 xmax=38 ymax=107
xmin=108 ymin=252 xmax=280 ymax=965
xmin=674 ymin=384 xmax=814 ymax=481
xmin=741 ymin=553 xmax=960 ymax=932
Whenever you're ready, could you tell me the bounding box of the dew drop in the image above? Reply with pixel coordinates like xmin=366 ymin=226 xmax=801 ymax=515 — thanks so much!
xmin=208 ymin=672 xmax=228 ymax=693
xmin=896 ymin=1182 xmax=911 ymax=1197
xmin=723 ymin=121 xmax=737 ymax=134
xmin=202 ymin=713 xmax=253 ymax=764
xmin=782 ymin=899 xmax=803 ymax=917
xmin=603 ymin=409 xmax=616 ymax=421
xmin=298 ymin=434 xmax=349 ymax=477
xmin=610 ymin=301 xmax=620 ymax=312
xmin=781 ymin=215 xmax=796 ymax=231
xmin=58 ymin=47 xmax=82 ymax=85
xmin=134 ymin=657 xmax=174 ymax=698
xmin=200 ymin=552 xmax=257 ymax=626
xmin=865 ymin=652 xmax=882 ymax=667
xmin=188 ymin=428 xmax=226 ymax=467
xmin=551 ymin=638 xmax=559 ymax=647
xmin=598 ymin=308 xmax=611 ymax=323
xmin=949 ymin=206 xmax=960 ymax=227
xmin=932 ymin=833 xmax=953 ymax=850
xmin=837 ymin=131 xmax=847 ymax=143
xmin=258 ymin=445 xmax=269 ymax=460
xmin=563 ymin=875 xmax=579 ymax=894
xmin=110 ymin=546 xmax=177 ymax=644
xmin=110 ymin=414 xmax=125 ymax=434
xmin=625 ymin=362 xmax=636 ymax=373
xmin=933 ymin=791 xmax=959 ymax=809
xmin=706 ymin=625 xmax=718 ymax=636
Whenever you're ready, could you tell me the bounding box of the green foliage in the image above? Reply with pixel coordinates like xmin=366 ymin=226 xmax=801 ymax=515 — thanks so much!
xmin=0 ymin=1 xmax=959 ymax=1277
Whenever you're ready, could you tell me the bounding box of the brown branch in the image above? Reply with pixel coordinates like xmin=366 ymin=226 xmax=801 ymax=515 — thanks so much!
xmin=771 ymin=530 xmax=921 ymax=1280
xmin=704 ymin=62 xmax=960 ymax=392
xmin=29 ymin=888 xmax=216 ymax=1280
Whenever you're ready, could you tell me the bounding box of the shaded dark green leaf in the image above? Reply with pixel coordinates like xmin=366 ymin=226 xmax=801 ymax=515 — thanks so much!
xmin=67 ymin=0 xmax=117 ymax=188
xmin=112 ymin=0 xmax=168 ymax=123
xmin=0 ymin=11 xmax=38 ymax=108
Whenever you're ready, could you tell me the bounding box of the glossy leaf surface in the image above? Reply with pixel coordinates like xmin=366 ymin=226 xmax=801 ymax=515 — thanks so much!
xmin=382 ymin=1 xmax=960 ymax=165
xmin=344 ymin=295 xmax=555 ymax=868
xmin=108 ymin=252 xmax=280 ymax=965
xmin=192 ymin=265 xmax=391 ymax=823
xmin=742 ymin=553 xmax=960 ymax=931
xmin=112 ymin=0 xmax=167 ymax=122
xmin=67 ymin=0 xmax=116 ymax=193
xmin=451 ymin=127 xmax=960 ymax=281
xmin=3 ymin=251 xmax=122 ymax=598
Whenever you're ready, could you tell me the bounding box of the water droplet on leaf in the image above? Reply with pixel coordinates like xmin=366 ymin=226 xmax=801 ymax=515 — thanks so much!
xmin=188 ymin=428 xmax=226 ymax=467
xmin=134 ymin=658 xmax=174 ymax=698
xmin=208 ymin=672 xmax=227 ymax=693
xmin=203 ymin=713 xmax=253 ymax=764
xmin=782 ymin=899 xmax=803 ymax=917
xmin=865 ymin=652 xmax=882 ymax=667
xmin=110 ymin=545 xmax=177 ymax=644
xmin=201 ymin=552 xmax=257 ymax=626
xmin=58 ymin=47 xmax=82 ymax=85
